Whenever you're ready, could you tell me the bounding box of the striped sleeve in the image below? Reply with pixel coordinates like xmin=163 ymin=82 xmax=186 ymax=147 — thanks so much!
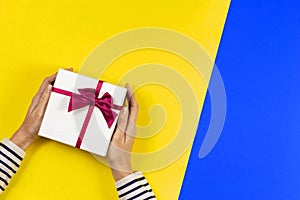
xmin=0 ymin=138 xmax=25 ymax=194
xmin=116 ymin=171 xmax=156 ymax=200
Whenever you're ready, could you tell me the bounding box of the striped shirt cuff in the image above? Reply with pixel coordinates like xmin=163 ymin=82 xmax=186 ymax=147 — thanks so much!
xmin=116 ymin=171 xmax=156 ymax=200
xmin=0 ymin=138 xmax=25 ymax=193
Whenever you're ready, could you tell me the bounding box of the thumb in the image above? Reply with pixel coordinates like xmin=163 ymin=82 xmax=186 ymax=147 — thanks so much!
xmin=118 ymin=107 xmax=129 ymax=131
xmin=35 ymin=84 xmax=52 ymax=115
xmin=112 ymin=107 xmax=129 ymax=142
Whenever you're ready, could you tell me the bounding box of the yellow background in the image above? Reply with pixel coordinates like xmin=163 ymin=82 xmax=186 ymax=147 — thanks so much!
xmin=0 ymin=0 xmax=230 ymax=199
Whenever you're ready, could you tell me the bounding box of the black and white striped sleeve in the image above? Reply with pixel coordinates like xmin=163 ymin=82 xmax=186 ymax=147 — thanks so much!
xmin=116 ymin=171 xmax=156 ymax=200
xmin=0 ymin=138 xmax=25 ymax=194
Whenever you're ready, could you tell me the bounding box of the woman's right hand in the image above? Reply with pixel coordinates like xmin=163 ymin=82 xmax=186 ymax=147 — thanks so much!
xmin=107 ymin=84 xmax=138 ymax=181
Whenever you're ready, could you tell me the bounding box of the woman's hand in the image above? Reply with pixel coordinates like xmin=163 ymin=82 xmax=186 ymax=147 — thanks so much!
xmin=10 ymin=69 xmax=73 ymax=150
xmin=107 ymin=84 xmax=138 ymax=181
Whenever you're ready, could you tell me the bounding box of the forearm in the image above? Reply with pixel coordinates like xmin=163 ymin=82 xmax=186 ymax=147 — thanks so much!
xmin=0 ymin=138 xmax=25 ymax=194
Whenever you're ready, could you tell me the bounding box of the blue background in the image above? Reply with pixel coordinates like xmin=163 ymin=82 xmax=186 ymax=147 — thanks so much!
xmin=180 ymin=0 xmax=300 ymax=199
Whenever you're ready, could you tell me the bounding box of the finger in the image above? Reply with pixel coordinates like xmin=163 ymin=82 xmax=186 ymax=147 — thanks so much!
xmin=29 ymin=69 xmax=71 ymax=114
xmin=28 ymin=94 xmax=40 ymax=114
xmin=125 ymin=118 xmax=137 ymax=137
xmin=125 ymin=123 xmax=136 ymax=146
xmin=112 ymin=107 xmax=129 ymax=143
xmin=40 ymin=68 xmax=72 ymax=90
xmin=117 ymin=107 xmax=129 ymax=132
xmin=36 ymin=73 xmax=57 ymax=97
xmin=65 ymin=67 xmax=73 ymax=72
xmin=34 ymin=84 xmax=52 ymax=117
xmin=125 ymin=84 xmax=138 ymax=122
xmin=29 ymin=74 xmax=56 ymax=113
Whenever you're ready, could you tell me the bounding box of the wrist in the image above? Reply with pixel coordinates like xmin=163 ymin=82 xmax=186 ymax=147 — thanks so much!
xmin=109 ymin=160 xmax=133 ymax=181
xmin=111 ymin=168 xmax=133 ymax=182
xmin=10 ymin=129 xmax=35 ymax=151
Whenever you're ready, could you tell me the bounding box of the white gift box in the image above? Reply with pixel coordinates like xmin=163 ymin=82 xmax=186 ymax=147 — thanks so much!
xmin=39 ymin=69 xmax=127 ymax=156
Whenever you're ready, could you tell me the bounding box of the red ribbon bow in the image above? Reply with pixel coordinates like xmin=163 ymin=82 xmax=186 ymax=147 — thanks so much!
xmin=68 ymin=88 xmax=117 ymax=128
xmin=52 ymin=81 xmax=120 ymax=148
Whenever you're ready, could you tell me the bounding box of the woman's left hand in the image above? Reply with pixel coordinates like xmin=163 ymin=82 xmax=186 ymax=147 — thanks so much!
xmin=10 ymin=69 xmax=72 ymax=150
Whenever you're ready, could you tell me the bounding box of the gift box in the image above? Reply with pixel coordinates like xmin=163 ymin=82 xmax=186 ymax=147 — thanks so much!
xmin=39 ymin=69 xmax=127 ymax=156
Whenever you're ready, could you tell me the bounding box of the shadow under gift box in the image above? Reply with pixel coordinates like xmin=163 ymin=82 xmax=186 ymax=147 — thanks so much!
xmin=38 ymin=69 xmax=127 ymax=156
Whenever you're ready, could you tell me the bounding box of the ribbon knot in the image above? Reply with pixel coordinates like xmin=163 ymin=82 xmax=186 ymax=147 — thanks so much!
xmin=68 ymin=88 xmax=117 ymax=128
xmin=51 ymin=80 xmax=121 ymax=149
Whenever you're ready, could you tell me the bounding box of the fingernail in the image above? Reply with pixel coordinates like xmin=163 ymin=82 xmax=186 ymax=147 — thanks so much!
xmin=64 ymin=67 xmax=73 ymax=71
xmin=47 ymin=84 xmax=53 ymax=92
xmin=122 ymin=107 xmax=128 ymax=115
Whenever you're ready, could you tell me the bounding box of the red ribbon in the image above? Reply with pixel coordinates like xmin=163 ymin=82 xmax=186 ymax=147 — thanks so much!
xmin=52 ymin=81 xmax=119 ymax=148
